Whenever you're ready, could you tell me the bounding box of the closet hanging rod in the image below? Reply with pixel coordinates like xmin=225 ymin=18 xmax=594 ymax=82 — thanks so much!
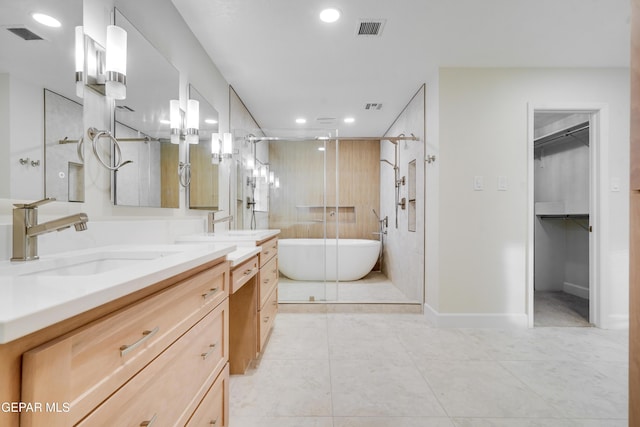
xmin=534 ymin=124 xmax=589 ymax=148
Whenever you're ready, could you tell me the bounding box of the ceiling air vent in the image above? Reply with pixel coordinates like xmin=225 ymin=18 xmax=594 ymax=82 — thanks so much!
xmin=6 ymin=27 xmax=43 ymax=41
xmin=365 ymin=103 xmax=383 ymax=111
xmin=356 ymin=19 xmax=386 ymax=36
xmin=316 ymin=116 xmax=337 ymax=124
xmin=116 ymin=105 xmax=135 ymax=112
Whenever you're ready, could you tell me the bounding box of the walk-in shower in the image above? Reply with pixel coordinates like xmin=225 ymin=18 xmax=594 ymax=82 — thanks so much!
xmin=234 ymin=129 xmax=418 ymax=304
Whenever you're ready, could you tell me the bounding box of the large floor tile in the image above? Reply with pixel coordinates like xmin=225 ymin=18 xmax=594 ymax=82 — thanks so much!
xmin=399 ymin=327 xmax=491 ymax=361
xmin=334 ymin=417 xmax=455 ymax=426
xmin=532 ymin=328 xmax=629 ymax=363
xmin=330 ymin=359 xmax=447 ymax=417
xmin=229 ymin=416 xmax=333 ymax=427
xmin=230 ymin=359 xmax=332 ymax=417
xmin=261 ymin=314 xmax=329 ymax=360
xmin=460 ymin=328 xmax=570 ymax=361
xmin=452 ymin=418 xmax=627 ymax=427
xmin=416 ymin=360 xmax=560 ymax=418
xmin=500 ymin=360 xmax=628 ymax=419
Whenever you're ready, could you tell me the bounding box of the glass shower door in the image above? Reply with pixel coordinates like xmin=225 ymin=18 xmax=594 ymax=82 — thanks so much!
xmin=263 ymin=131 xmax=335 ymax=302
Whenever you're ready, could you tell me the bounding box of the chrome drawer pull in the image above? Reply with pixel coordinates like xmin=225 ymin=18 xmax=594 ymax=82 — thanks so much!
xmin=263 ymin=250 xmax=270 ymax=255
xmin=210 ymin=418 xmax=219 ymax=425
xmin=140 ymin=413 xmax=157 ymax=426
xmin=202 ymin=287 xmax=219 ymax=299
xmin=263 ymin=278 xmax=270 ymax=284
xmin=243 ymin=269 xmax=253 ymax=276
xmin=120 ymin=327 xmax=159 ymax=357
xmin=201 ymin=343 xmax=218 ymax=360
xmin=263 ymin=316 xmax=270 ymax=323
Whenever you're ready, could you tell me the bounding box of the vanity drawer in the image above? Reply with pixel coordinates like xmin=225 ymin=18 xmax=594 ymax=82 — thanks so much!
xmin=186 ymin=364 xmax=229 ymax=427
xmin=259 ymin=255 xmax=278 ymax=308
xmin=258 ymin=286 xmax=278 ymax=352
xmin=21 ymin=261 xmax=229 ymax=426
xmin=230 ymin=255 xmax=259 ymax=294
xmin=78 ymin=299 xmax=229 ymax=427
xmin=259 ymin=237 xmax=278 ymax=267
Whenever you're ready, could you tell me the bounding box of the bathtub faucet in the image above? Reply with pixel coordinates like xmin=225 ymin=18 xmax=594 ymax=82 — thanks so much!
xmin=12 ymin=197 xmax=89 ymax=261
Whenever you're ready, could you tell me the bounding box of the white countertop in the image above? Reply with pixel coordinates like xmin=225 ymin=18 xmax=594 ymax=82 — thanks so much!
xmin=227 ymin=246 xmax=262 ymax=267
xmin=0 ymin=243 xmax=236 ymax=344
xmin=176 ymin=229 xmax=280 ymax=246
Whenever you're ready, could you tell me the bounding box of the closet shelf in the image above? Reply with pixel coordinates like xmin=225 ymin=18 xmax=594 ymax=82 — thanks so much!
xmin=534 ymin=121 xmax=589 ymax=150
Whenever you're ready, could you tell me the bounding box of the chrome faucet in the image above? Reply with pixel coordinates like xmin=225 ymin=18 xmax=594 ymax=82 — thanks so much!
xmin=207 ymin=212 xmax=234 ymax=233
xmin=12 ymin=198 xmax=89 ymax=261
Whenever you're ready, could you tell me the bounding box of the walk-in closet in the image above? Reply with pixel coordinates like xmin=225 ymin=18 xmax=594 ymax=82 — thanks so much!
xmin=534 ymin=112 xmax=591 ymax=326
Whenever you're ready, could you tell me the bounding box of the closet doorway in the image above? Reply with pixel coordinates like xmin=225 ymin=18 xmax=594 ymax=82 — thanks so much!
xmin=527 ymin=105 xmax=608 ymax=328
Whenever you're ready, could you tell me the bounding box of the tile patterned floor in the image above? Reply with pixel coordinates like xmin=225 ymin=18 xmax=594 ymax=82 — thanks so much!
xmin=278 ymin=272 xmax=417 ymax=303
xmin=229 ymin=313 xmax=628 ymax=427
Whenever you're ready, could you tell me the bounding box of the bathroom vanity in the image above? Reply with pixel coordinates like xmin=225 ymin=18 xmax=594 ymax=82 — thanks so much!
xmin=0 ymin=244 xmax=235 ymax=427
xmin=178 ymin=230 xmax=280 ymax=373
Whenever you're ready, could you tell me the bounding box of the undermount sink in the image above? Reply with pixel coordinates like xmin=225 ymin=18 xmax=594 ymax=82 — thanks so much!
xmin=0 ymin=248 xmax=182 ymax=277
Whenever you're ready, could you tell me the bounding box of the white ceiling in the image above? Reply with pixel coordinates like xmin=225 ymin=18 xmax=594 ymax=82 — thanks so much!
xmin=174 ymin=0 xmax=629 ymax=137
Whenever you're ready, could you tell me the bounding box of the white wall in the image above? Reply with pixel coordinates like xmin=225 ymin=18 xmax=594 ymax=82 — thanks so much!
xmin=431 ymin=67 xmax=629 ymax=329
xmin=9 ymin=77 xmax=44 ymax=201
xmin=382 ymin=85 xmax=426 ymax=302
xmin=0 ymin=74 xmax=10 ymax=198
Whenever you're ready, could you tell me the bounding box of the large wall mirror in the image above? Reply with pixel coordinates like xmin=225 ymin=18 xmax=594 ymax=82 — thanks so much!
xmin=112 ymin=9 xmax=180 ymax=208
xmin=188 ymin=85 xmax=220 ymax=210
xmin=0 ymin=0 xmax=83 ymax=201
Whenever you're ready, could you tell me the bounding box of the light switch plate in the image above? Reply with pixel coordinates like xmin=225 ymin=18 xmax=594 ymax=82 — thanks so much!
xmin=498 ymin=175 xmax=508 ymax=191
xmin=473 ymin=176 xmax=484 ymax=191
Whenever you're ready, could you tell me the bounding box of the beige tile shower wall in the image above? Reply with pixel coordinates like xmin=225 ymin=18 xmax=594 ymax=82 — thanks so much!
xmin=268 ymin=139 xmax=380 ymax=240
xmin=382 ymin=85 xmax=426 ymax=303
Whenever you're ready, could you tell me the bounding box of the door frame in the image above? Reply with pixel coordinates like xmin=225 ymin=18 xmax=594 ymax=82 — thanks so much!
xmin=526 ymin=103 xmax=610 ymax=328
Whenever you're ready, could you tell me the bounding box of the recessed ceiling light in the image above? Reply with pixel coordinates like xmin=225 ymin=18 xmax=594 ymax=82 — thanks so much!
xmin=32 ymin=13 xmax=61 ymax=28
xmin=296 ymin=118 xmax=307 ymax=124
xmin=159 ymin=119 xmax=171 ymax=125
xmin=318 ymin=147 xmax=326 ymax=151
xmin=344 ymin=117 xmax=355 ymax=123
xmin=205 ymin=118 xmax=218 ymax=124
xmin=320 ymin=8 xmax=341 ymax=23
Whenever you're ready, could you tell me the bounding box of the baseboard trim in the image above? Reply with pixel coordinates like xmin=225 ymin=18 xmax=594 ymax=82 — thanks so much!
xmin=563 ymin=281 xmax=589 ymax=299
xmin=603 ymin=314 xmax=629 ymax=330
xmin=424 ymin=303 xmax=528 ymax=328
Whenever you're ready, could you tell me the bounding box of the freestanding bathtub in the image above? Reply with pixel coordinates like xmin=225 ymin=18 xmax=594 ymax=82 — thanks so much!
xmin=278 ymin=238 xmax=381 ymax=281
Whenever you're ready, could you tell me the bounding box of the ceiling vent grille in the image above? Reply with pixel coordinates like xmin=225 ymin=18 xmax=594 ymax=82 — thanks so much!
xmin=365 ymin=103 xmax=383 ymax=111
xmin=356 ymin=20 xmax=385 ymax=36
xmin=316 ymin=116 xmax=337 ymax=124
xmin=6 ymin=27 xmax=43 ymax=41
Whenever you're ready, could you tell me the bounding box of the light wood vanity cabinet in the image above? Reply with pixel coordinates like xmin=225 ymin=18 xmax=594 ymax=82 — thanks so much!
xmin=14 ymin=259 xmax=230 ymax=427
xmin=257 ymin=237 xmax=278 ymax=352
xmin=228 ymin=235 xmax=279 ymax=374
